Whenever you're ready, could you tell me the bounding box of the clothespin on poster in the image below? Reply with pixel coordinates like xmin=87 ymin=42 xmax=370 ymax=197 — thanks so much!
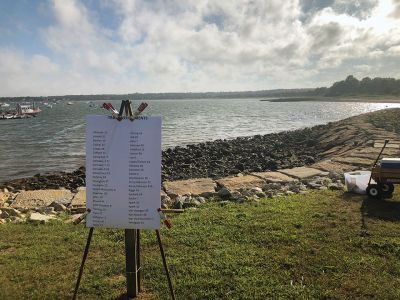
xmin=102 ymin=102 xmax=118 ymax=117
xmin=110 ymin=100 xmax=148 ymax=121
xmin=73 ymin=208 xmax=91 ymax=225
xmin=158 ymin=208 xmax=172 ymax=229
xmin=158 ymin=208 xmax=185 ymax=229
xmin=102 ymin=100 xmax=148 ymax=121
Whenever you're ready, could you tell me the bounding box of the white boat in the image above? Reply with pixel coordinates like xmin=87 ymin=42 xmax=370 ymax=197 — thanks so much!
xmin=67 ymin=102 xmax=73 ymax=105
xmin=0 ymin=103 xmax=10 ymax=108
xmin=16 ymin=103 xmax=42 ymax=116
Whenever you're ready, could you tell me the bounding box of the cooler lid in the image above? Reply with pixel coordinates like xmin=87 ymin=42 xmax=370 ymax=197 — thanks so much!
xmin=381 ymin=158 xmax=400 ymax=163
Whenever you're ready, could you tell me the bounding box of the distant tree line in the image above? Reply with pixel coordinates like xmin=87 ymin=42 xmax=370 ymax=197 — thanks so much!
xmin=0 ymin=89 xmax=316 ymax=102
xmin=1 ymin=75 xmax=399 ymax=101
xmin=322 ymin=75 xmax=400 ymax=96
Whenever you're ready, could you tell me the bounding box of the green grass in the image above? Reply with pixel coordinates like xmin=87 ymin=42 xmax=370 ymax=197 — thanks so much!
xmin=2 ymin=190 xmax=400 ymax=299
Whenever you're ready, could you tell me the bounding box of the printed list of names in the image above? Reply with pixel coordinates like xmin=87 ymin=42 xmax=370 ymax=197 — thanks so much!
xmin=86 ymin=116 xmax=161 ymax=229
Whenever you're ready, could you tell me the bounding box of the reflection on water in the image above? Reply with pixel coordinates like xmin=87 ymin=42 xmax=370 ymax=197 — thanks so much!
xmin=0 ymin=98 xmax=399 ymax=182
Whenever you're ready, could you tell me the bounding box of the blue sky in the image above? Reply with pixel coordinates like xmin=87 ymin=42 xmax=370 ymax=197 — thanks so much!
xmin=0 ymin=0 xmax=400 ymax=96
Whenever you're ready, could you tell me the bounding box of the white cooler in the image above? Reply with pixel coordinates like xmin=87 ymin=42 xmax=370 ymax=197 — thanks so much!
xmin=344 ymin=171 xmax=375 ymax=194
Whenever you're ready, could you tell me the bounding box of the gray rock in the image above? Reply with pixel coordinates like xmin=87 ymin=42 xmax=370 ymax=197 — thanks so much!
xmin=66 ymin=213 xmax=84 ymax=224
xmin=256 ymin=191 xmax=267 ymax=198
xmin=288 ymin=186 xmax=300 ymax=193
xmin=49 ymin=201 xmax=67 ymax=212
xmin=233 ymin=197 xmax=246 ymax=203
xmin=29 ymin=212 xmax=55 ymax=224
xmin=240 ymin=189 xmax=253 ymax=197
xmin=263 ymin=182 xmax=282 ymax=191
xmin=229 ymin=191 xmax=242 ymax=200
xmin=251 ymin=187 xmax=263 ymax=193
xmin=1 ymin=207 xmax=22 ymax=217
xmin=161 ymin=195 xmax=172 ymax=207
xmin=328 ymin=171 xmax=342 ymax=181
xmin=328 ymin=183 xmax=344 ymax=190
xmin=322 ymin=178 xmax=333 ymax=186
xmin=196 ymin=196 xmax=206 ymax=204
xmin=299 ymin=184 xmax=307 ymax=191
xmin=36 ymin=207 xmax=56 ymax=214
xmin=11 ymin=217 xmax=25 ymax=224
xmin=183 ymin=199 xmax=201 ymax=208
xmin=307 ymin=182 xmax=322 ymax=189
xmin=0 ymin=210 xmax=9 ymax=219
xmin=218 ymin=187 xmax=232 ymax=199
xmin=264 ymin=190 xmax=274 ymax=198
xmin=172 ymin=198 xmax=183 ymax=209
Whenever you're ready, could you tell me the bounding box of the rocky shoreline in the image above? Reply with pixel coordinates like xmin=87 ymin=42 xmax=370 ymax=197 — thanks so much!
xmin=2 ymin=108 xmax=400 ymax=225
xmin=0 ymin=125 xmax=328 ymax=192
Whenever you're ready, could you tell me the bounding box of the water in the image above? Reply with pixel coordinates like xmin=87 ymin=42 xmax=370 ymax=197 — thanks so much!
xmin=1 ymin=98 xmax=399 ymax=182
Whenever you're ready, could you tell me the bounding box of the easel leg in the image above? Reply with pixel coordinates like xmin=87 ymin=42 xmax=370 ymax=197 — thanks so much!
xmin=156 ymin=230 xmax=176 ymax=300
xmin=73 ymin=227 xmax=94 ymax=300
xmin=125 ymin=229 xmax=138 ymax=298
xmin=137 ymin=229 xmax=141 ymax=293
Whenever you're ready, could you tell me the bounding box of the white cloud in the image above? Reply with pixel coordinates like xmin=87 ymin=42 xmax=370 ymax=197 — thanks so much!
xmin=1 ymin=0 xmax=400 ymax=96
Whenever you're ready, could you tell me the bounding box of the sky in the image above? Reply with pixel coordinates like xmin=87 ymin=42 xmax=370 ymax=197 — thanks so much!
xmin=1 ymin=0 xmax=400 ymax=97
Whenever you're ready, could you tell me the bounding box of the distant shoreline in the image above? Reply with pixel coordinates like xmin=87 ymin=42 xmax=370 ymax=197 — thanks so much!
xmin=261 ymin=96 xmax=400 ymax=103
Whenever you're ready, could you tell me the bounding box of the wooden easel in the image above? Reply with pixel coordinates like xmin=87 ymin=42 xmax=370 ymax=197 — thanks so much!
xmin=72 ymin=100 xmax=177 ymax=300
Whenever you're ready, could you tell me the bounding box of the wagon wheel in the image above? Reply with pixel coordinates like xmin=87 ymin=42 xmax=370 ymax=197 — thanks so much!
xmin=366 ymin=184 xmax=382 ymax=199
xmin=381 ymin=183 xmax=394 ymax=196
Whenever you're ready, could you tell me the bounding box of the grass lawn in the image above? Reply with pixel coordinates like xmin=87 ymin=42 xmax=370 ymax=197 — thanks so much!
xmin=1 ymin=190 xmax=400 ymax=299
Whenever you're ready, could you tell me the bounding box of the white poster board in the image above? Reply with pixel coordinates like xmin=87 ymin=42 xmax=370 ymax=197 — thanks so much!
xmin=85 ymin=115 xmax=161 ymax=229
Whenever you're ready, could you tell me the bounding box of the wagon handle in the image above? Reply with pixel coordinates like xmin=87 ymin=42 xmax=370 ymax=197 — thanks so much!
xmin=368 ymin=139 xmax=389 ymax=185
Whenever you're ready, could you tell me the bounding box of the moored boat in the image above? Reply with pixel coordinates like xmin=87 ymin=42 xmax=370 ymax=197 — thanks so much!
xmin=16 ymin=103 xmax=41 ymax=116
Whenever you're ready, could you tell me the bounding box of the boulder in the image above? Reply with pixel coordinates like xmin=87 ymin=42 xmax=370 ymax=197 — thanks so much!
xmin=331 ymin=156 xmax=375 ymax=167
xmin=163 ymin=178 xmax=216 ymax=198
xmin=218 ymin=187 xmax=232 ymax=199
xmin=49 ymin=201 xmax=67 ymax=212
xmin=70 ymin=187 xmax=86 ymax=207
xmin=28 ymin=212 xmax=55 ymax=224
xmin=216 ymin=175 xmax=265 ymax=191
xmin=36 ymin=207 xmax=56 ymax=215
xmin=278 ymin=167 xmax=328 ymax=180
xmin=66 ymin=213 xmax=84 ymax=224
xmin=328 ymin=183 xmax=345 ymax=190
xmin=311 ymin=160 xmax=355 ymax=173
xmin=11 ymin=189 xmax=73 ymax=209
xmin=172 ymin=197 xmax=184 ymax=209
xmin=0 ymin=210 xmax=9 ymax=219
xmin=251 ymin=171 xmax=297 ymax=183
xmin=1 ymin=207 xmax=22 ymax=218
xmin=196 ymin=196 xmax=206 ymax=204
